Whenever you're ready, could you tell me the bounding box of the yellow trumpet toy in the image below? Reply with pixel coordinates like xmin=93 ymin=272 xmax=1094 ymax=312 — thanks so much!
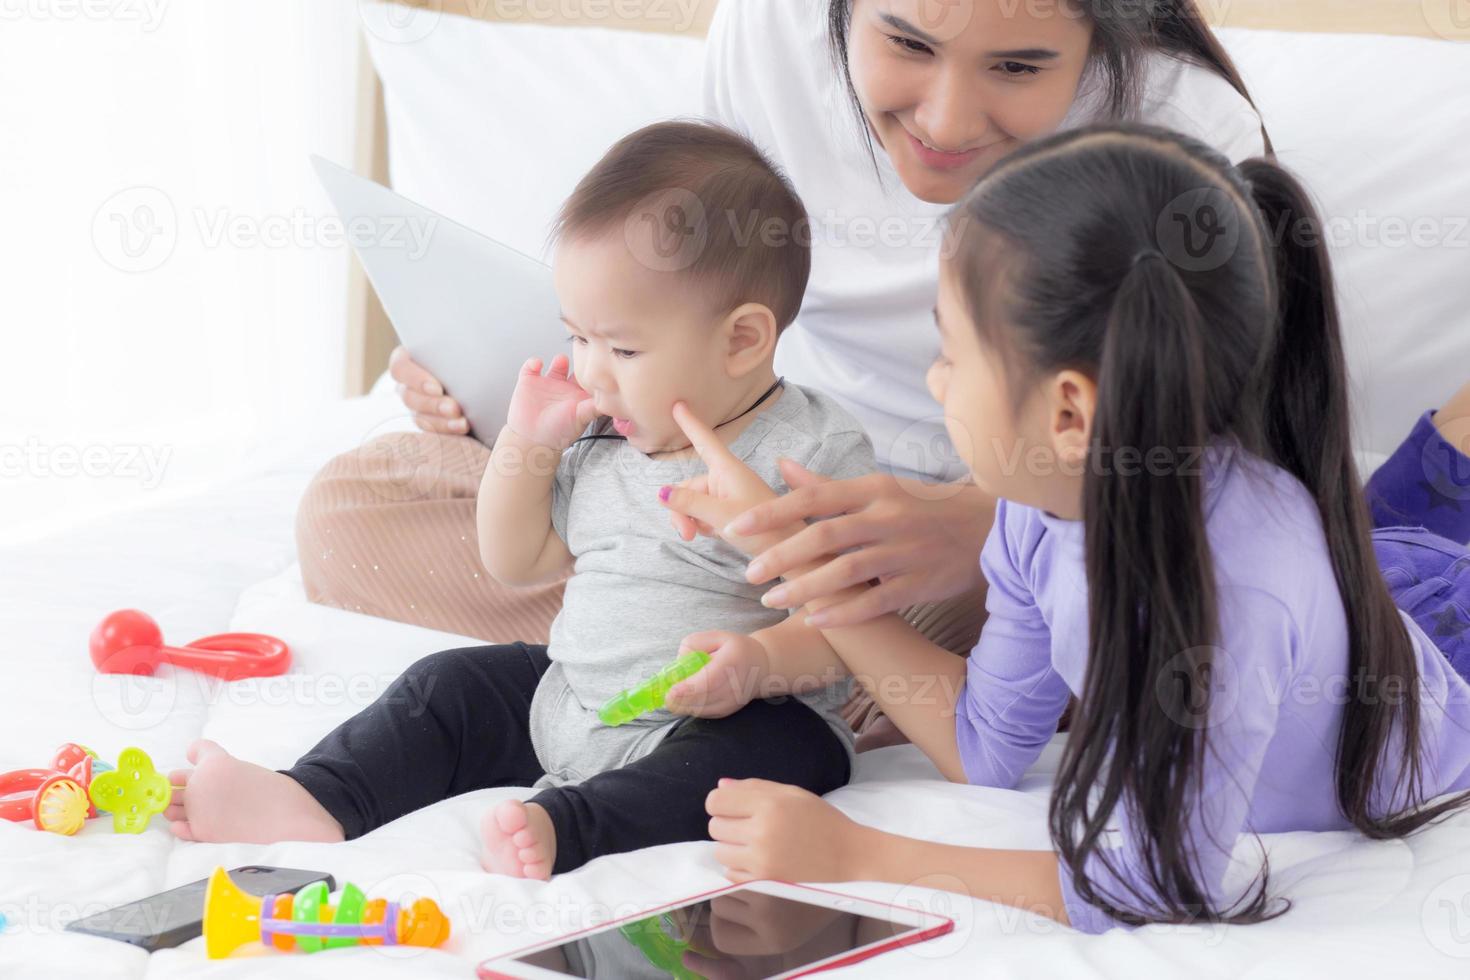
xmin=203 ymin=867 xmax=450 ymax=958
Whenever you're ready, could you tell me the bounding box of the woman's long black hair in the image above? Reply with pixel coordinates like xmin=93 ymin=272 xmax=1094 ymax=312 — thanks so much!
xmin=827 ymin=0 xmax=1273 ymax=160
xmin=944 ymin=122 xmax=1470 ymax=926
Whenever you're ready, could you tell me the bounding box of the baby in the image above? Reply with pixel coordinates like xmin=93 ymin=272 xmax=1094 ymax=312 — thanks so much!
xmin=165 ymin=121 xmax=874 ymax=878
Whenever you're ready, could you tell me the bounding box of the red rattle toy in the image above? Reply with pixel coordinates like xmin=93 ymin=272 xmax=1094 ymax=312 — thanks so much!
xmin=90 ymin=609 xmax=290 ymax=681
xmin=0 ymin=744 xmax=98 ymax=835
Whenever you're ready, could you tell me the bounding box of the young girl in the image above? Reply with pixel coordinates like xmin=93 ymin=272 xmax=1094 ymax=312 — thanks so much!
xmin=659 ymin=122 xmax=1470 ymax=930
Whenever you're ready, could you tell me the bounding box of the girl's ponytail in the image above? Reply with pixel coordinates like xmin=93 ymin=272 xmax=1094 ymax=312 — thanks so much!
xmin=1242 ymin=159 xmax=1462 ymax=835
xmin=1051 ymin=249 xmax=1273 ymax=924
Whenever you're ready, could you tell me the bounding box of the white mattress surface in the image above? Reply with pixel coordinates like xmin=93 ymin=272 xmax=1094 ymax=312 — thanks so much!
xmin=4 ymin=396 xmax=1470 ymax=978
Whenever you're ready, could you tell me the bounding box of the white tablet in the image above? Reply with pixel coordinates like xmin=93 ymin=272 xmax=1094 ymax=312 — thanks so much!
xmin=312 ymin=155 xmax=561 ymax=443
xmin=476 ymin=880 xmax=954 ymax=979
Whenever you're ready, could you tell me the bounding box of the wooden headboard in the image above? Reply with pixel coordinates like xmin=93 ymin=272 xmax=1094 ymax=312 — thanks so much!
xmin=345 ymin=0 xmax=1468 ymax=395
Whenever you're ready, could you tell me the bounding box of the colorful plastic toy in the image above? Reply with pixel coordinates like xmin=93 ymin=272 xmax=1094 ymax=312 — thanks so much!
xmin=88 ymin=747 xmax=171 ymax=834
xmin=0 ymin=743 xmax=112 ymax=835
xmin=598 ymin=650 xmax=712 ymax=727
xmin=203 ymin=866 xmax=451 ymax=958
xmin=90 ymin=608 xmax=290 ymax=681
xmin=619 ymin=912 xmax=702 ymax=980
xmin=0 ymin=743 xmax=171 ymax=836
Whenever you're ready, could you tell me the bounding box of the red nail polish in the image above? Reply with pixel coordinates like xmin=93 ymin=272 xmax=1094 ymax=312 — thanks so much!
xmin=658 ymin=485 xmax=672 ymax=502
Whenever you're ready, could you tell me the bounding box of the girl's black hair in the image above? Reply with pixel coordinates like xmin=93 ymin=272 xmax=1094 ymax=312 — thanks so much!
xmin=944 ymin=121 xmax=1470 ymax=927
xmin=827 ymin=0 xmax=1273 ymax=163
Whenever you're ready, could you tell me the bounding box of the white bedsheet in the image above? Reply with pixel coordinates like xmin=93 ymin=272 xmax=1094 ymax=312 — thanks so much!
xmin=4 ymin=388 xmax=1470 ymax=978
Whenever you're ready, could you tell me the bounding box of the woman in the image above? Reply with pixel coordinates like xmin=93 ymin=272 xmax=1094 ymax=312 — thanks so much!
xmin=298 ymin=0 xmax=1271 ymax=698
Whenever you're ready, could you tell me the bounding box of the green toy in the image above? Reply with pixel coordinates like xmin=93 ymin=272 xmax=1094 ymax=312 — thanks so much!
xmin=619 ymin=912 xmax=704 ymax=980
xmin=598 ymin=651 xmax=712 ymax=727
xmin=88 ymin=747 xmax=171 ymax=833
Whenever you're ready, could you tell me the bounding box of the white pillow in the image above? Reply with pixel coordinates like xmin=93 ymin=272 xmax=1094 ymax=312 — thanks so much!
xmin=1218 ymin=29 xmax=1470 ymax=464
xmin=364 ymin=10 xmax=705 ymax=263
xmin=367 ymin=13 xmax=1470 ymax=464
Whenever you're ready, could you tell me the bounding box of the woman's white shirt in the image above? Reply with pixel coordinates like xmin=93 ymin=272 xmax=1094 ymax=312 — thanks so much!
xmin=702 ymin=0 xmax=1266 ymax=481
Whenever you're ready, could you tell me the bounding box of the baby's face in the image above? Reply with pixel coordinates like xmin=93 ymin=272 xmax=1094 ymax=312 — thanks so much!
xmin=553 ymin=232 xmax=745 ymax=455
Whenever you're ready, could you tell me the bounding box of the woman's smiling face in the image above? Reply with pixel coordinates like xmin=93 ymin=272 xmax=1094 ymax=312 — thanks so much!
xmin=846 ymin=0 xmax=1094 ymax=204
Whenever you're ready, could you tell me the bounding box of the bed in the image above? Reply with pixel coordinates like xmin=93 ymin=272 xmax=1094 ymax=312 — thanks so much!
xmin=4 ymin=1 xmax=1470 ymax=977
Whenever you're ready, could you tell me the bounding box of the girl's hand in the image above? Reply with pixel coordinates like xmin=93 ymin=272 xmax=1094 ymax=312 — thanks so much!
xmin=390 ymin=345 xmax=468 ymax=435
xmin=505 ymin=354 xmax=599 ymax=451
xmin=731 ymin=463 xmax=994 ymax=627
xmin=665 ymin=631 xmax=770 ymax=719
xmin=706 ymin=779 xmax=868 ymax=884
xmin=657 ymin=402 xmax=797 ymax=555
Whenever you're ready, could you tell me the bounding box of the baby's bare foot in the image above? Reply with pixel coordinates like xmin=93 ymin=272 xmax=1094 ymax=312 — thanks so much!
xmin=480 ymin=800 xmax=556 ymax=880
xmin=166 ymin=739 xmax=345 ymax=844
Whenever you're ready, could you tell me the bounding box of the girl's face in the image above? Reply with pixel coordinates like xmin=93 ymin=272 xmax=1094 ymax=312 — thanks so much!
xmin=928 ymin=254 xmax=1093 ymax=519
xmin=847 ymin=0 xmax=1094 ymax=204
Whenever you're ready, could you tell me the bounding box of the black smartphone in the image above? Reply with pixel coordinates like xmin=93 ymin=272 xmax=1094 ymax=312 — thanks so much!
xmin=63 ymin=865 xmax=335 ymax=952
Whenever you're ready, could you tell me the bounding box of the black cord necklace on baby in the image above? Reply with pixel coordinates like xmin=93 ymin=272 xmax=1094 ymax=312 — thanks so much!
xmin=572 ymin=376 xmax=786 ymax=447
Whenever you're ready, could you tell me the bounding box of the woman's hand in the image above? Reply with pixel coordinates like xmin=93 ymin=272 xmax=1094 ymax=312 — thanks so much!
xmin=665 ymin=631 xmax=770 ymax=719
xmin=731 ymin=463 xmax=994 ymax=627
xmin=706 ymin=779 xmax=869 ymax=884
xmin=657 ymin=402 xmax=798 ymax=555
xmin=504 ymin=354 xmax=599 ymax=451
xmin=390 ymin=346 xmax=469 ymax=435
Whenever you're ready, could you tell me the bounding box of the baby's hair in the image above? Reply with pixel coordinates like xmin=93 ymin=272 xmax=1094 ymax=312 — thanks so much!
xmin=944 ymin=122 xmax=1470 ymax=927
xmin=551 ymin=120 xmax=811 ymax=331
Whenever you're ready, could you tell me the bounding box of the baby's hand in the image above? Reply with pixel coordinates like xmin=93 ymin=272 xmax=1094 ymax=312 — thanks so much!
xmin=665 ymin=631 xmax=770 ymax=719
xmin=505 ymin=354 xmax=599 ymax=450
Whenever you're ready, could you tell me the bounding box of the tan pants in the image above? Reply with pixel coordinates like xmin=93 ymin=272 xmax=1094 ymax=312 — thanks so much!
xmin=296 ymin=431 xmax=987 ymax=733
